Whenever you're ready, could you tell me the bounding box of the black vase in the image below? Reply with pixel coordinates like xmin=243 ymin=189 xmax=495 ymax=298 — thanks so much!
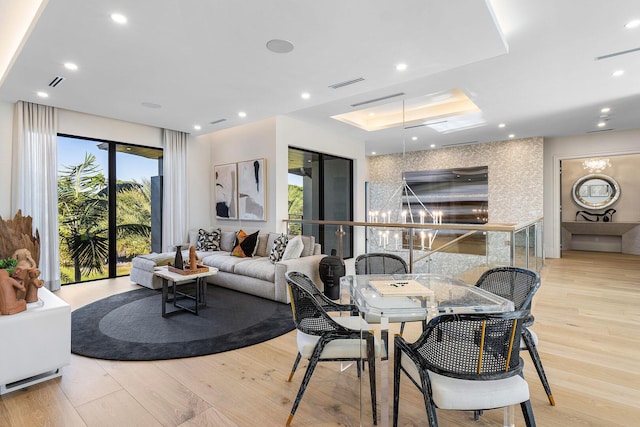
xmin=174 ymin=245 xmax=183 ymax=270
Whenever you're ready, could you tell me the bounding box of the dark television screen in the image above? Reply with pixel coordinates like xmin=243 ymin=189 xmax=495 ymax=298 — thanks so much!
xmin=402 ymin=166 xmax=488 ymax=224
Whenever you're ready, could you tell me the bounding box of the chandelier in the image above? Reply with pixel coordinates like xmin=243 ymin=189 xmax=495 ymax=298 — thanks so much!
xmin=582 ymin=158 xmax=610 ymax=173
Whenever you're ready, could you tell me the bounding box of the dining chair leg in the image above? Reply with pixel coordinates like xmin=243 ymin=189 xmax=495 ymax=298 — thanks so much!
xmin=399 ymin=322 xmax=406 ymax=336
xmin=522 ymin=328 xmax=555 ymax=406
xmin=393 ymin=345 xmax=401 ymax=427
xmin=286 ymin=355 xmax=320 ymax=426
xmin=366 ymin=335 xmax=378 ymax=425
xmin=421 ymin=374 xmax=439 ymax=427
xmin=520 ymin=399 xmax=537 ymax=427
xmin=287 ymin=353 xmax=301 ymax=382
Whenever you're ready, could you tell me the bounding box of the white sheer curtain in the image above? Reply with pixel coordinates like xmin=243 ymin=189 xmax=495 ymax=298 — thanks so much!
xmin=162 ymin=129 xmax=189 ymax=250
xmin=11 ymin=101 xmax=61 ymax=291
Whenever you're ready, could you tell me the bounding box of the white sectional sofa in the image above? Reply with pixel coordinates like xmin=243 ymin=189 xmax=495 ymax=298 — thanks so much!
xmin=130 ymin=228 xmax=326 ymax=304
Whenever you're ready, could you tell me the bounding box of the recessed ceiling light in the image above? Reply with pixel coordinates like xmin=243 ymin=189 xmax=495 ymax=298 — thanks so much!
xmin=369 ymin=113 xmax=375 ymax=117
xmin=266 ymin=39 xmax=294 ymax=54
xmin=371 ymin=151 xmax=376 ymax=155
xmin=625 ymin=19 xmax=640 ymax=29
xmin=396 ymin=63 xmax=407 ymax=71
xmin=301 ymin=92 xmax=310 ymax=100
xmin=612 ymin=69 xmax=625 ymax=77
xmin=64 ymin=62 xmax=78 ymax=71
xmin=508 ymin=134 xmax=515 ymax=138
xmin=37 ymin=91 xmax=48 ymax=98
xmin=597 ymin=121 xmax=606 ymax=127
xmin=600 ymin=107 xmax=611 ymax=113
xmin=238 ymin=111 xmax=247 ymax=118
xmin=430 ymin=144 xmax=436 ymax=148
xmin=498 ymin=123 xmax=506 ymax=128
xmin=411 ymin=136 xmax=417 ymax=141
xmin=194 ymin=125 xmax=201 ymax=130
xmin=111 ymin=13 xmax=127 ymax=24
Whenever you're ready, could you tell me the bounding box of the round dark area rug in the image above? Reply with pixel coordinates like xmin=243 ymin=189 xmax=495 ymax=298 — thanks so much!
xmin=71 ymin=286 xmax=294 ymax=361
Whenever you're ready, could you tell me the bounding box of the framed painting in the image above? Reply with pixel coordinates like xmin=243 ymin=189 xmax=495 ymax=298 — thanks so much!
xmin=214 ymin=163 xmax=237 ymax=219
xmin=237 ymin=158 xmax=266 ymax=220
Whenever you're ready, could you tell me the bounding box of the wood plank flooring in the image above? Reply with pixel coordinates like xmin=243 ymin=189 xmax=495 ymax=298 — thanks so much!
xmin=1 ymin=250 xmax=638 ymax=426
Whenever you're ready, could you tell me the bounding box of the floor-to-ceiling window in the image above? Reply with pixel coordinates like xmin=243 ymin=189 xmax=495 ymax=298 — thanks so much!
xmin=57 ymin=135 xmax=163 ymax=284
xmin=288 ymin=147 xmax=353 ymax=258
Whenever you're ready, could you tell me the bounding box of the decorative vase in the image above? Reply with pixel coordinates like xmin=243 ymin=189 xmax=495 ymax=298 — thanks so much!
xmin=174 ymin=245 xmax=184 ymax=270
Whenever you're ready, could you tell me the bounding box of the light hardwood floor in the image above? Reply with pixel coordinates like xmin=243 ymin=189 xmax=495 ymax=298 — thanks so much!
xmin=1 ymin=250 xmax=639 ymax=426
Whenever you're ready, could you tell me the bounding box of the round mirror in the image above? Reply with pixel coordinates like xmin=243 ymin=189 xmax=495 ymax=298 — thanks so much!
xmin=572 ymin=174 xmax=620 ymax=209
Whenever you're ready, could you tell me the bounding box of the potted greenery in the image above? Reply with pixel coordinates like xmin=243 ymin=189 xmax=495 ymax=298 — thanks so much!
xmin=0 ymin=258 xmax=18 ymax=276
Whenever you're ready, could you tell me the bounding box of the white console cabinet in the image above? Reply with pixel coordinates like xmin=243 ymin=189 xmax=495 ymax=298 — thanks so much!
xmin=0 ymin=287 xmax=71 ymax=394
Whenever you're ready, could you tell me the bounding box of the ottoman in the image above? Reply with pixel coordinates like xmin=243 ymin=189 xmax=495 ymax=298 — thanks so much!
xmin=130 ymin=253 xmax=175 ymax=289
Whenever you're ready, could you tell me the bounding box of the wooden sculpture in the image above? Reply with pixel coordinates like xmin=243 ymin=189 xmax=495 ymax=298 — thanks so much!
xmin=189 ymin=246 xmax=197 ymax=271
xmin=0 ymin=269 xmax=26 ymax=315
xmin=12 ymin=267 xmax=44 ymax=303
xmin=0 ymin=210 xmax=40 ymax=265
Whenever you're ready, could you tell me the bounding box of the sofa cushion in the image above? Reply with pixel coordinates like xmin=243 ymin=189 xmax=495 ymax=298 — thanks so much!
xmin=231 ymin=230 xmax=259 ymax=257
xmin=288 ymin=234 xmax=315 ymax=257
xmin=196 ymin=228 xmax=221 ymax=251
xmin=269 ymin=234 xmax=288 ymax=264
xmin=233 ymin=257 xmax=276 ymax=282
xmin=220 ymin=230 xmax=237 ymax=252
xmin=282 ymin=235 xmax=304 ymax=260
xmin=201 ymin=252 xmax=247 ymax=273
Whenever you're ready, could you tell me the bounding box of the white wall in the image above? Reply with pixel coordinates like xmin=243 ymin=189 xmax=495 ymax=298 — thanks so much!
xmin=0 ymin=101 xmax=14 ymax=218
xmin=544 ymin=129 xmax=640 ymax=258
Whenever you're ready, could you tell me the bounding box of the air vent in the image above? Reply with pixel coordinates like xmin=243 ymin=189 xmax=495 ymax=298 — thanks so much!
xmin=405 ymin=120 xmax=447 ymax=130
xmin=48 ymin=76 xmax=64 ymax=87
xmin=351 ymin=92 xmax=405 ymax=107
xmin=595 ymin=47 xmax=640 ymax=60
xmin=587 ymin=128 xmax=613 ymax=133
xmin=328 ymin=77 xmax=365 ymax=89
xmin=209 ymin=118 xmax=227 ymax=125
xmin=441 ymin=140 xmax=479 ymax=147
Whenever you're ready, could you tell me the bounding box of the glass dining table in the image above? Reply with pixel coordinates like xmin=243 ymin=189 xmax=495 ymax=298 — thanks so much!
xmin=340 ymin=273 xmax=516 ymax=427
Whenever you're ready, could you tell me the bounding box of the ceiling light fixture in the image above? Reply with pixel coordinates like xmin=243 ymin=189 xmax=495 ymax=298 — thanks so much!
xmin=266 ymin=39 xmax=294 ymax=53
xmin=238 ymin=111 xmax=247 ymax=118
xmin=600 ymin=107 xmax=611 ymax=113
xmin=64 ymin=62 xmax=78 ymax=71
xmin=582 ymin=157 xmax=611 ymax=173
xmin=625 ymin=19 xmax=640 ymax=29
xmin=301 ymin=92 xmax=310 ymax=100
xmin=194 ymin=125 xmax=201 ymax=130
xmin=508 ymin=133 xmax=515 ymax=138
xmin=597 ymin=121 xmax=606 ymax=127
xmin=430 ymin=144 xmax=436 ymax=148
xmin=612 ymin=69 xmax=625 ymax=77
xmin=396 ymin=63 xmax=407 ymax=71
xmin=411 ymin=136 xmax=417 ymax=141
xmin=111 ymin=13 xmax=127 ymax=24
xmin=37 ymin=91 xmax=48 ymax=98
xmin=371 ymin=151 xmax=376 ymax=155
xmin=498 ymin=123 xmax=506 ymax=128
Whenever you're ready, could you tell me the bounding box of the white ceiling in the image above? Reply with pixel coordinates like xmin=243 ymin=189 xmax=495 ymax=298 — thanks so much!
xmin=1 ymin=0 xmax=640 ymax=156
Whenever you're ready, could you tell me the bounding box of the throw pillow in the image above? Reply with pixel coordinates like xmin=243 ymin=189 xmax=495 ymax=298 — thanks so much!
xmin=196 ymin=228 xmax=221 ymax=251
xmin=281 ymin=235 xmax=304 ymax=261
xmin=268 ymin=234 xmax=289 ymax=264
xmin=231 ymin=230 xmax=259 ymax=257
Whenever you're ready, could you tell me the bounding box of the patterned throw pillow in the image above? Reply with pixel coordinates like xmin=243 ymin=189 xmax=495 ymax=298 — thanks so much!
xmin=231 ymin=230 xmax=259 ymax=257
xmin=197 ymin=228 xmax=221 ymax=251
xmin=268 ymin=234 xmax=289 ymax=264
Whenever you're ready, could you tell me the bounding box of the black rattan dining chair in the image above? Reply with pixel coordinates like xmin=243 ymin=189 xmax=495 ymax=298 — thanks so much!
xmin=475 ymin=266 xmax=555 ymax=406
xmin=393 ymin=310 xmax=536 ymax=427
xmin=355 ymin=252 xmax=409 ymax=275
xmin=284 ymin=271 xmax=380 ymax=426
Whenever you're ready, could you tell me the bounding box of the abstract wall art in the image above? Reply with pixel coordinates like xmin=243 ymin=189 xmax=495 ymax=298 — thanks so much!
xmin=237 ymin=158 xmax=266 ymax=221
xmin=214 ymin=163 xmax=237 ymax=219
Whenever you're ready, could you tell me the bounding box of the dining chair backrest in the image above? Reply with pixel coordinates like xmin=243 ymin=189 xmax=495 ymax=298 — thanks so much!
xmin=285 ymin=271 xmax=345 ymax=336
xmin=355 ymin=252 xmax=409 ymax=275
xmin=475 ymin=267 xmax=540 ymax=311
xmin=410 ymin=310 xmax=528 ymax=380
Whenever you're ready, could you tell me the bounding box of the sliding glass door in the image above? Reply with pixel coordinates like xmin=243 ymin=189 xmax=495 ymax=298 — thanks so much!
xmin=288 ymin=147 xmax=353 ymax=258
xmin=57 ymin=135 xmax=163 ymax=284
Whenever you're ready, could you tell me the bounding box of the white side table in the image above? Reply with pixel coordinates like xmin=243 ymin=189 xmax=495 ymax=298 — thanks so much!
xmin=0 ymin=287 xmax=71 ymax=395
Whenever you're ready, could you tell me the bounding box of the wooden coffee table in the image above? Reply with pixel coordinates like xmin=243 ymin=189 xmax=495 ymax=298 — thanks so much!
xmin=153 ymin=266 xmax=218 ymax=317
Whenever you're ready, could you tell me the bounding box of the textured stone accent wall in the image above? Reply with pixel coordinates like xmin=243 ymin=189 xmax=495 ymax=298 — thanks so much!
xmin=367 ymin=137 xmax=544 ymax=223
